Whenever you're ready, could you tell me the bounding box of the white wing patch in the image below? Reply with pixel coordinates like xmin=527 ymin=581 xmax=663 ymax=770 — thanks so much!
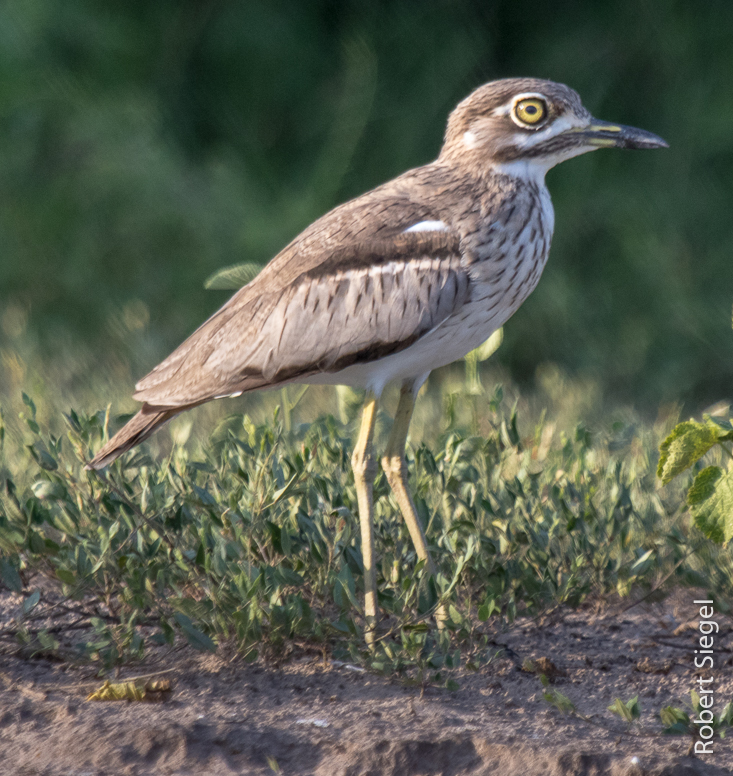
xmin=403 ymin=220 xmax=448 ymax=233
xmin=463 ymin=131 xmax=479 ymax=149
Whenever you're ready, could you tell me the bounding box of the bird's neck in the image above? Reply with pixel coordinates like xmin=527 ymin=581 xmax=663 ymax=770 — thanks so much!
xmin=490 ymin=159 xmax=551 ymax=188
xmin=449 ymin=159 xmax=556 ymax=265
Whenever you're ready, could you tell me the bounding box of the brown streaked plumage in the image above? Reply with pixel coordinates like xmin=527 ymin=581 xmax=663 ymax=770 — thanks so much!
xmin=87 ymin=78 xmax=666 ymax=642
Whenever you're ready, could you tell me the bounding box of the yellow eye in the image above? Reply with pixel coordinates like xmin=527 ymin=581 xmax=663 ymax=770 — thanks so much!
xmin=514 ymin=98 xmax=547 ymax=126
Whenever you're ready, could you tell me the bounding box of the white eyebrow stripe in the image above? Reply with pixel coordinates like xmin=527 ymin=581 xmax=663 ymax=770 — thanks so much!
xmin=403 ymin=220 xmax=449 ymax=233
xmin=491 ymin=103 xmax=512 ymax=117
xmin=492 ymin=91 xmax=550 ymax=117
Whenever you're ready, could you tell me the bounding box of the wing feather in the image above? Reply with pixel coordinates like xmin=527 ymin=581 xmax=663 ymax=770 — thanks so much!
xmin=134 ymin=230 xmax=469 ymax=408
xmin=132 ymin=165 xmax=479 ymax=409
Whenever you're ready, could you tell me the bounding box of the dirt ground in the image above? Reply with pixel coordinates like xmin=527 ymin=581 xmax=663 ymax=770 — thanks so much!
xmin=1 ymin=588 xmax=731 ymax=776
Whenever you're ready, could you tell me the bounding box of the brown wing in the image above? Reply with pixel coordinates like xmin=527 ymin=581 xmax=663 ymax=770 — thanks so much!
xmin=133 ymin=228 xmax=470 ymax=408
xmin=86 ymin=406 xmax=181 ymax=470
xmin=87 ymin=226 xmax=471 ymax=470
xmin=87 ymin=165 xmax=477 ymax=469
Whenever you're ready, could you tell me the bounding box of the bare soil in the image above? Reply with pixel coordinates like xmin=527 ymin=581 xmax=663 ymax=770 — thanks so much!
xmin=1 ymin=588 xmax=731 ymax=776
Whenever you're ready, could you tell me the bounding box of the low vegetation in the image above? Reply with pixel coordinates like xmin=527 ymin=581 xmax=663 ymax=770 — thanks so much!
xmin=2 ymin=358 xmax=731 ymax=681
xmin=542 ymin=685 xmax=733 ymax=741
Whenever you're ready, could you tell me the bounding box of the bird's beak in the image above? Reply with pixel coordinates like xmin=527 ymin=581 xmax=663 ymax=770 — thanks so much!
xmin=572 ymin=118 xmax=668 ymax=149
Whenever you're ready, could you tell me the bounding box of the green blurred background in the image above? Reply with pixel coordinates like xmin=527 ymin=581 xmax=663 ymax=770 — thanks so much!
xmin=1 ymin=0 xmax=731 ymax=411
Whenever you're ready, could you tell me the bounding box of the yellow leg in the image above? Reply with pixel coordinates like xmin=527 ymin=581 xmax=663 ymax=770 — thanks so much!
xmin=351 ymin=392 xmax=379 ymax=646
xmin=381 ymin=382 xmax=447 ymax=627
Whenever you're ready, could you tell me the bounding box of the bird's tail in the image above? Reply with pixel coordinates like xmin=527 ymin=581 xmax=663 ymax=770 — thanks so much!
xmin=86 ymin=405 xmax=180 ymax=470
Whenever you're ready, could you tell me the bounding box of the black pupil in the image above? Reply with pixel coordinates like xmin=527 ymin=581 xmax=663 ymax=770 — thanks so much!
xmin=525 ymin=104 xmax=538 ymax=115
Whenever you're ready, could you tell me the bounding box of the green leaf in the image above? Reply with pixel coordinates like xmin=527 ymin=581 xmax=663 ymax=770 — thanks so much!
xmin=194 ymin=541 xmax=206 ymax=567
xmin=448 ymin=604 xmax=462 ymax=625
xmin=37 ymin=630 xmax=59 ymax=652
xmin=28 ymin=530 xmax=45 ymax=554
xmin=267 ymin=472 xmax=300 ymax=508
xmin=22 ymin=393 xmax=37 ymax=419
xmin=173 ymin=613 xmax=217 ymax=652
xmin=280 ymin=526 xmax=291 ymax=556
xmin=608 ymin=696 xmax=640 ymax=722
xmin=417 ymin=574 xmax=438 ymax=615
xmin=543 ymin=689 xmax=575 ymax=714
xmin=334 ymin=564 xmax=359 ymax=610
xmin=657 ymin=421 xmax=719 ymax=483
xmin=29 ymin=442 xmax=58 ymax=471
xmin=56 ymin=569 xmax=76 ymax=586
xmin=204 ymin=262 xmax=263 ymax=290
xmin=630 ymin=548 xmax=655 ymax=573
xmin=22 ymin=590 xmax=41 ymax=615
xmin=705 ymin=415 xmax=733 ymax=436
xmin=1 ymin=559 xmax=23 ymax=592
xmin=660 ymin=705 xmax=690 ymax=734
xmin=401 ymin=622 xmax=429 ymax=633
xmin=478 ymin=598 xmax=499 ymax=622
xmin=718 ymin=701 xmax=733 ymax=729
xmin=688 ymin=465 xmax=733 ymax=544
xmin=32 ymin=480 xmax=66 ymax=500
xmin=159 ymin=618 xmax=176 ymax=645
xmin=191 ymin=484 xmax=216 ymax=506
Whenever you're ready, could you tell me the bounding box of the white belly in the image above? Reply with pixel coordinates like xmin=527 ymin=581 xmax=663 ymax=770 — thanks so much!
xmin=303 ymin=316 xmax=491 ymax=395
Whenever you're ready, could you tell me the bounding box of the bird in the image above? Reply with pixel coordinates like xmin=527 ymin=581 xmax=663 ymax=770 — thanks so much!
xmin=87 ymin=77 xmax=667 ymax=643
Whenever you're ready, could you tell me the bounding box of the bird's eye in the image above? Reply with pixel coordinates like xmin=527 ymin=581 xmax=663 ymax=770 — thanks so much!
xmin=514 ymin=98 xmax=547 ymax=127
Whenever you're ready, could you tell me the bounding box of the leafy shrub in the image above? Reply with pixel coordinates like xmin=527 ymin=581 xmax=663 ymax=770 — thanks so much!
xmin=2 ymin=381 xmax=728 ymax=677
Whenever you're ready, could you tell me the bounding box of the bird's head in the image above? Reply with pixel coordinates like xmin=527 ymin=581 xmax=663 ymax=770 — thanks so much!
xmin=440 ymin=78 xmax=667 ymax=178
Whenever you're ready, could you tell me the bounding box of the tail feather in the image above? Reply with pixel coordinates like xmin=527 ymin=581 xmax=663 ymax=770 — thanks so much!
xmin=86 ymin=405 xmax=180 ymax=470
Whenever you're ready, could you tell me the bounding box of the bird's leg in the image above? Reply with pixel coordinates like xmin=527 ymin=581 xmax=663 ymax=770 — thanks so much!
xmin=351 ymin=392 xmax=379 ymax=646
xmin=381 ymin=382 xmax=447 ymax=628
